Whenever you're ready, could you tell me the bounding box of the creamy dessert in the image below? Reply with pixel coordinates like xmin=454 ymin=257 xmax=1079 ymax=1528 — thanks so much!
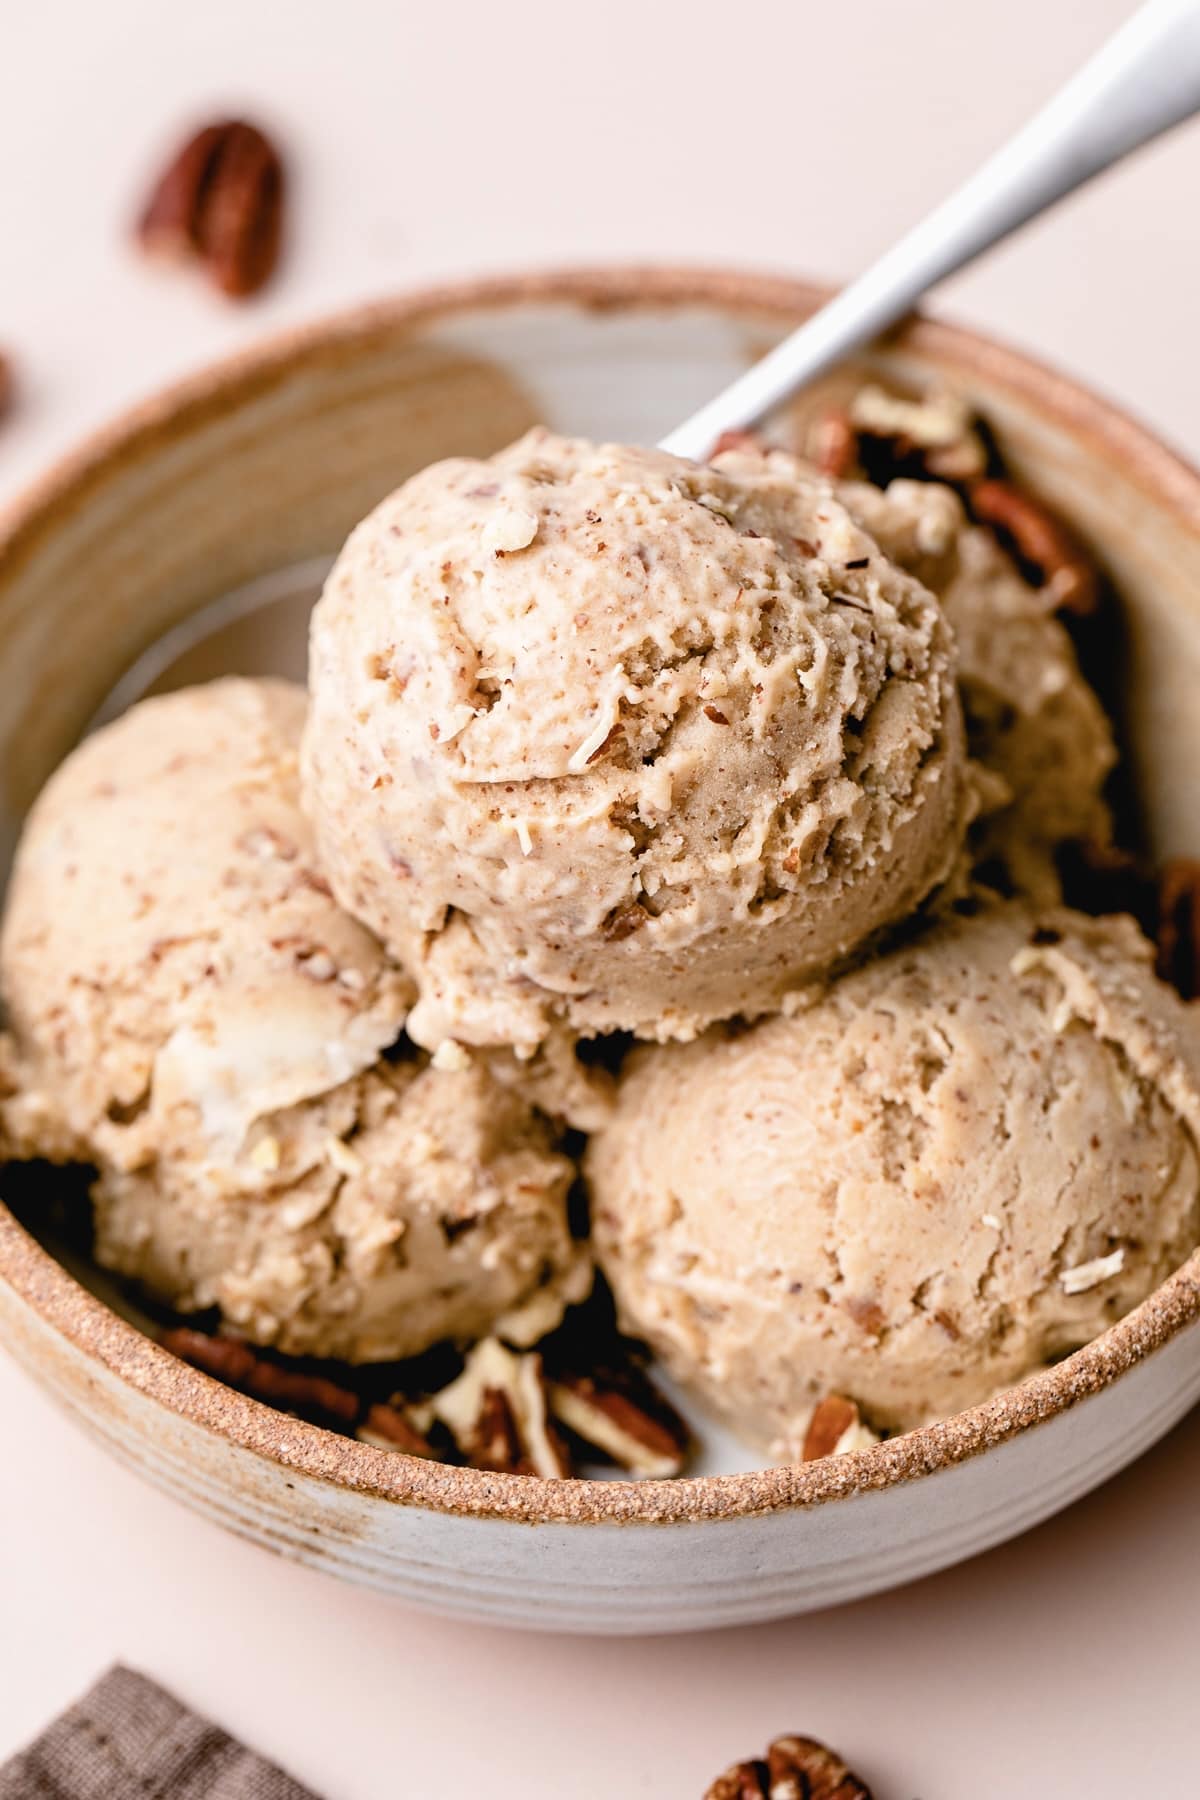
xmin=587 ymin=904 xmax=1200 ymax=1455
xmin=302 ymin=429 xmax=972 ymax=1053
xmin=837 ymin=473 xmax=1116 ymax=901
xmin=1 ymin=382 xmax=1195 ymax=1477
xmin=0 ymin=679 xmax=587 ymax=1361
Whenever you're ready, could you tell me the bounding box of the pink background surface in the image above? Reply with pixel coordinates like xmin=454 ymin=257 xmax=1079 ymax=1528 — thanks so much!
xmin=3 ymin=3 xmax=1199 ymax=1793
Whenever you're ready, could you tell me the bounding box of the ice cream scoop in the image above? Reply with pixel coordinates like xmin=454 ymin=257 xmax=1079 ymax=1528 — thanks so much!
xmin=0 ymin=679 xmax=588 ymax=1360
xmin=587 ymin=903 xmax=1200 ymax=1456
xmin=302 ymin=430 xmax=971 ymax=1053
xmin=838 ymin=473 xmax=1116 ymax=901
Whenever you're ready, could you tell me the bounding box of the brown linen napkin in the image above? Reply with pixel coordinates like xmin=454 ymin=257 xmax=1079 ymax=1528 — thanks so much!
xmin=0 ymin=1666 xmax=318 ymax=1800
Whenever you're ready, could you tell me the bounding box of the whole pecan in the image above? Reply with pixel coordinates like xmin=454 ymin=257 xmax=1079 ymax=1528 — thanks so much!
xmin=137 ymin=119 xmax=284 ymax=298
xmin=705 ymin=1733 xmax=874 ymax=1799
xmin=967 ymin=477 xmax=1098 ymax=617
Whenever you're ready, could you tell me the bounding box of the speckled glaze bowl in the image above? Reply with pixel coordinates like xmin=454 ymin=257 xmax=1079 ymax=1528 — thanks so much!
xmin=2 ymin=269 xmax=1200 ymax=1634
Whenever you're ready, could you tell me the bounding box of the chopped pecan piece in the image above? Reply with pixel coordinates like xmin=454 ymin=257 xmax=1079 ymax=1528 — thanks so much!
xmin=601 ymin=902 xmax=647 ymax=941
xmin=160 ymin=1327 xmax=359 ymax=1425
xmin=357 ymin=1401 xmax=437 ymax=1459
xmin=137 ymin=119 xmax=284 ymax=298
xmin=1156 ymin=858 xmax=1200 ymax=999
xmin=706 ymin=1734 xmax=874 ymax=1799
xmin=967 ymin=477 xmax=1098 ymax=617
xmin=547 ymin=1367 xmax=690 ymax=1477
xmin=803 ymin=1395 xmax=857 ymax=1461
xmin=850 ymin=383 xmax=988 ymax=484
xmin=810 ymin=408 xmax=857 ymax=479
xmin=709 ymin=429 xmax=765 ymax=460
xmin=246 ymin=1360 xmax=360 ymax=1425
xmin=160 ymin=1327 xmax=257 ymax=1386
xmin=431 ymin=1338 xmax=571 ymax=1477
xmin=467 ymin=1387 xmax=530 ymax=1473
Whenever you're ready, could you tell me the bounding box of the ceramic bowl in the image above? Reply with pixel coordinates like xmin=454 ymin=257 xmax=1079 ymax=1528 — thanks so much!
xmin=2 ymin=268 xmax=1199 ymax=1635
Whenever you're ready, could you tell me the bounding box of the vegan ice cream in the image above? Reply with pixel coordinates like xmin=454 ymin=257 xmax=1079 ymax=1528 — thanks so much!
xmin=0 ymin=679 xmax=587 ymax=1359
xmin=302 ymin=430 xmax=971 ymax=1052
xmin=587 ymin=904 xmax=1200 ymax=1454
xmin=840 ymin=474 xmax=1115 ymax=900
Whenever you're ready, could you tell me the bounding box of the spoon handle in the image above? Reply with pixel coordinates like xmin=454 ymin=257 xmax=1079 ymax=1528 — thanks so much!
xmin=661 ymin=0 xmax=1200 ymax=461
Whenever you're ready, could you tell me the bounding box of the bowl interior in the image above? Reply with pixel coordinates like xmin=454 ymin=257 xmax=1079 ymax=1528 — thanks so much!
xmin=4 ymin=269 xmax=1200 ymax=1499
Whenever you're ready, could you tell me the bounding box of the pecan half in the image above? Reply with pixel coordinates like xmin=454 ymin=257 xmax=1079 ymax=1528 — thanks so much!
xmin=160 ymin=1327 xmax=359 ymax=1425
xmin=1156 ymin=859 xmax=1200 ymax=999
xmin=137 ymin=119 xmax=284 ymax=298
xmin=706 ymin=1734 xmax=874 ymax=1799
xmin=547 ymin=1366 xmax=690 ymax=1477
xmin=431 ymin=1338 xmax=571 ymax=1477
xmin=967 ymin=477 xmax=1098 ymax=617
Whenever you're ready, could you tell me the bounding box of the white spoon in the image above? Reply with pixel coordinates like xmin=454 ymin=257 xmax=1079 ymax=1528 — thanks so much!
xmin=661 ymin=0 xmax=1200 ymax=461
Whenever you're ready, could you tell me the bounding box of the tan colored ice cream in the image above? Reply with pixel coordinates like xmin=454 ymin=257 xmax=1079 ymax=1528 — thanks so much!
xmin=302 ymin=429 xmax=971 ymax=1052
xmin=587 ymin=904 xmax=1200 ymax=1455
xmin=838 ymin=475 xmax=1116 ymax=901
xmin=0 ymin=679 xmax=588 ymax=1360
xmin=91 ymin=1049 xmax=590 ymax=1362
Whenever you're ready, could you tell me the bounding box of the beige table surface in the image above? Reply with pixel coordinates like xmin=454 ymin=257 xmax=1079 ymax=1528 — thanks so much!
xmin=2 ymin=3 xmax=1199 ymax=1794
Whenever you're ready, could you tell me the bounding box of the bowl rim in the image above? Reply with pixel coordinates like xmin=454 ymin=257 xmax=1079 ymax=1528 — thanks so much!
xmin=2 ymin=262 xmax=1200 ymax=1528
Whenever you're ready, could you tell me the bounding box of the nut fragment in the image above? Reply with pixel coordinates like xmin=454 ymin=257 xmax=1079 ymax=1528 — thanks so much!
xmin=137 ymin=119 xmax=284 ymax=298
xmin=850 ymin=382 xmax=988 ymax=482
xmin=705 ymin=1734 xmax=874 ymax=1800
xmin=1156 ymin=858 xmax=1200 ymax=999
xmin=160 ymin=1327 xmax=359 ymax=1425
xmin=431 ymin=1338 xmax=571 ymax=1477
xmin=967 ymin=477 xmax=1098 ymax=617
xmin=709 ymin=428 xmax=765 ymax=460
xmin=810 ymin=408 xmax=857 ymax=479
xmin=547 ymin=1367 xmax=690 ymax=1477
xmin=801 ymin=1395 xmax=879 ymax=1462
xmin=357 ymin=1400 xmax=437 ymax=1458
